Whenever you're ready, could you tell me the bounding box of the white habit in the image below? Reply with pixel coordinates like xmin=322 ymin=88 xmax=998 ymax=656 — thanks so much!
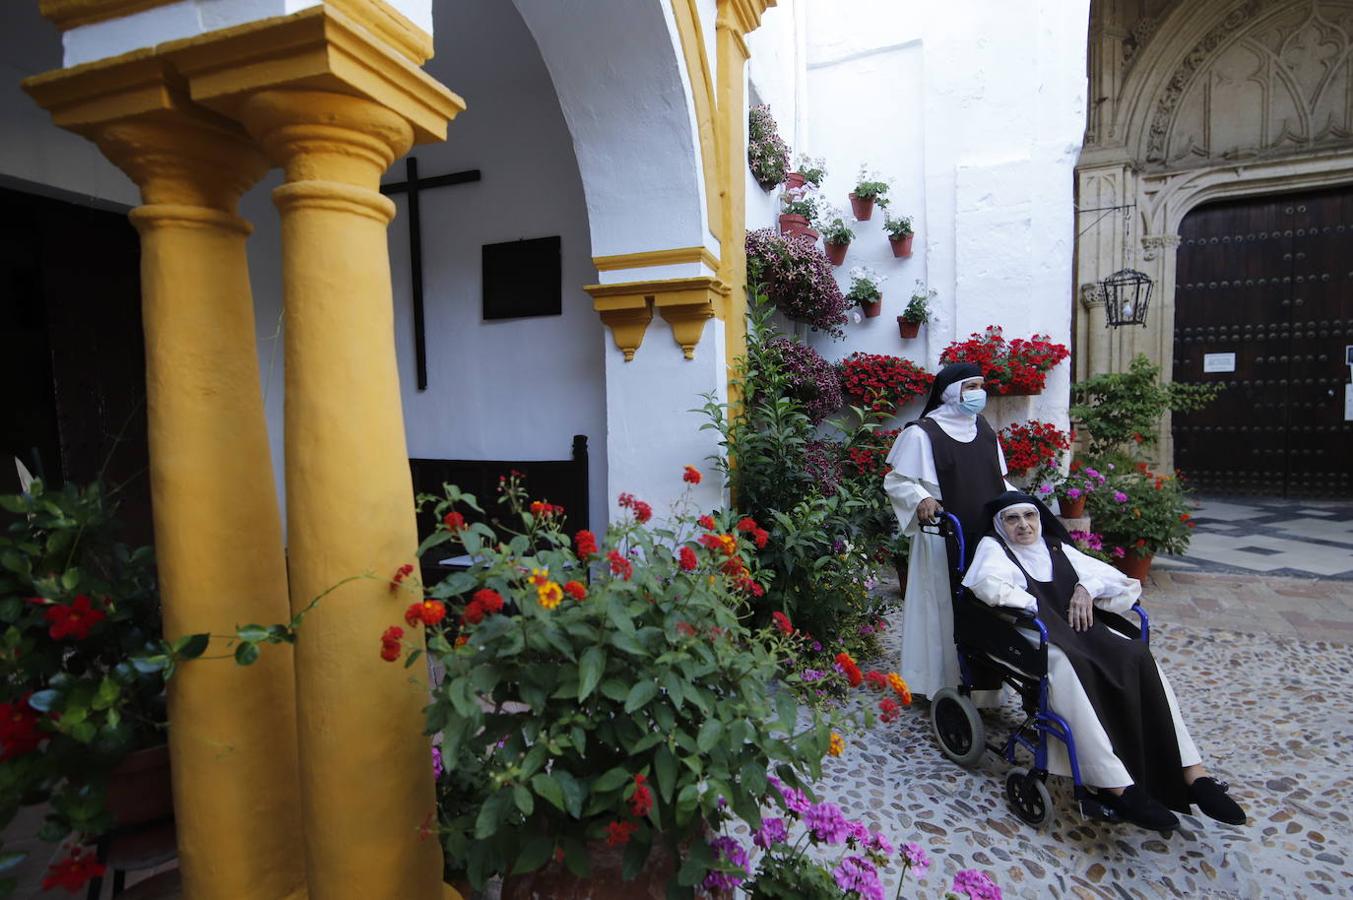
xmin=962 ymin=535 xmax=1203 ymax=787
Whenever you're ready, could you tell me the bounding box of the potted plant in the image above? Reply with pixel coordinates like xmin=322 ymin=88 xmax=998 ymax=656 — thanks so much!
xmin=748 ymin=104 xmax=790 ymax=191
xmin=883 ymin=212 xmax=914 ymax=258
xmin=838 ymin=352 xmax=935 ymax=416
xmin=844 ymin=266 xmax=885 ymax=318
xmin=996 ymin=419 xmax=1071 ymax=482
xmin=778 ymin=185 xmax=821 ymax=241
xmin=897 ymin=281 xmax=933 ymax=340
xmin=746 ymin=228 xmax=851 ymax=337
xmin=848 ymin=167 xmax=890 ymax=221
xmin=819 ymin=209 xmax=854 ymax=266
xmin=784 ymin=155 xmax=826 ymax=192
xmin=939 ymin=326 xmax=1070 ymax=396
xmin=1084 ymin=464 xmax=1197 ymax=581
xmin=1052 ymin=460 xmax=1108 ymax=518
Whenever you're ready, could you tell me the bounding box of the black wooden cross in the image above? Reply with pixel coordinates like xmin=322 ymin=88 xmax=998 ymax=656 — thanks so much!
xmin=381 ymin=157 xmax=482 ymax=390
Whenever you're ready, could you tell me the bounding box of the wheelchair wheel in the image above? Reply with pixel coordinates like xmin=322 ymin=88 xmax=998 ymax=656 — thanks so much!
xmin=931 ymin=687 xmax=985 ymax=767
xmin=1005 ymin=768 xmax=1053 ymax=829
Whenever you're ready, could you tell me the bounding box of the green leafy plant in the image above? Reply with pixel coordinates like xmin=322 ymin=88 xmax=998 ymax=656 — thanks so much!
xmin=794 ymin=155 xmax=827 ymax=187
xmin=410 ymin=475 xmax=847 ymax=893
xmin=819 ymin=209 xmax=854 ymax=246
xmin=1070 ymin=354 xmax=1221 ymax=460
xmin=781 ymin=185 xmax=823 ymax=222
xmin=844 ymin=267 xmax=884 ymax=307
xmin=851 ymin=167 xmax=891 ymax=203
xmin=899 ymin=282 xmax=934 ymax=325
xmin=883 ymin=212 xmax=913 ymax=240
xmin=1084 ymin=463 xmax=1197 ymax=559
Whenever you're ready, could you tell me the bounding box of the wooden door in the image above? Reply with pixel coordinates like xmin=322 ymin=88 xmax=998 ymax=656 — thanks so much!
xmin=1173 ymin=188 xmax=1353 ymax=498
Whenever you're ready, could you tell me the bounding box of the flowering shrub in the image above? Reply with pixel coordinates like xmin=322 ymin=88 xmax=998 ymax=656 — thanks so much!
xmin=997 ymin=420 xmax=1070 ymax=480
xmin=1071 ymin=354 xmax=1222 ymax=459
xmin=1084 ymin=463 xmax=1197 ymax=559
xmin=883 ymin=212 xmax=913 ymax=239
xmin=899 ymin=282 xmax=934 ymax=325
xmin=844 ymin=267 xmax=884 ymax=308
xmin=844 ymin=428 xmax=900 ymax=479
xmin=1053 ymin=459 xmax=1107 ymax=506
xmin=749 ymin=105 xmax=791 ymax=189
xmin=411 ymin=473 xmax=857 ymax=890
xmin=763 ymin=338 xmax=844 ymax=425
xmin=839 ymin=353 xmax=935 ymax=415
xmin=747 ymin=228 xmax=850 ymax=337
xmin=939 ymin=326 xmax=1070 ymax=395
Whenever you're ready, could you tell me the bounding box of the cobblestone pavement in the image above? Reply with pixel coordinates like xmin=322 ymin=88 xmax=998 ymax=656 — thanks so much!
xmin=808 ymin=570 xmax=1353 ymax=899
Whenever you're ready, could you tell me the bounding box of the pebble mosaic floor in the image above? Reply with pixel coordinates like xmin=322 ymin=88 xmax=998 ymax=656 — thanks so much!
xmin=804 ymin=573 xmax=1353 ymax=899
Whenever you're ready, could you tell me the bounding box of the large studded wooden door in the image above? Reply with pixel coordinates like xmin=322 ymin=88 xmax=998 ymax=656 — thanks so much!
xmin=1173 ymin=188 xmax=1353 ymax=498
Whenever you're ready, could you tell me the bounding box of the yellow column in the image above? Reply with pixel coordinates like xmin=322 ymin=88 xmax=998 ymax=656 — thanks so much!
xmin=24 ymin=68 xmax=308 ymax=899
xmin=240 ymin=88 xmax=442 ymax=899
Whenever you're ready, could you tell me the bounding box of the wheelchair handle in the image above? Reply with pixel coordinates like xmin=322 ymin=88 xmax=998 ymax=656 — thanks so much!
xmin=933 ymin=511 xmax=966 ymax=571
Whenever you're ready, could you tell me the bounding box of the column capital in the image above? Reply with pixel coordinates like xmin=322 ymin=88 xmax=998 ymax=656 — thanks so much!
xmin=161 ymin=4 xmax=462 ymax=145
xmin=585 ymin=277 xmax=727 ymax=361
xmin=24 ymin=56 xmax=267 ymax=211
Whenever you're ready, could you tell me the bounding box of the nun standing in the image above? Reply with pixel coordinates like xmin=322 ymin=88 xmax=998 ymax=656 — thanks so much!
xmin=962 ymin=492 xmax=1246 ymax=830
xmin=883 ymin=363 xmax=1012 ymax=702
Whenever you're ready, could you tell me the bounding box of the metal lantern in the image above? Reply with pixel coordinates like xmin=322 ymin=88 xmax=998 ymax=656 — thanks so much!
xmin=1100 ymin=267 xmax=1152 ymax=327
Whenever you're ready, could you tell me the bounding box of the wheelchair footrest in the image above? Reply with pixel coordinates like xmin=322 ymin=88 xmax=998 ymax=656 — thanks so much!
xmin=1077 ymin=789 xmax=1122 ymax=824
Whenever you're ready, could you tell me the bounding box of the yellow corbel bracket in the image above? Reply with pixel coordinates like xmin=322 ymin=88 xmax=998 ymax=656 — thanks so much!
xmin=585 ymin=277 xmax=726 ymax=361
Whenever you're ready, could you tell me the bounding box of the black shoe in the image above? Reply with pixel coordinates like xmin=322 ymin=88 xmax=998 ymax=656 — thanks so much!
xmin=1101 ymin=785 xmax=1180 ymax=831
xmin=1189 ymin=777 xmax=1246 ymax=825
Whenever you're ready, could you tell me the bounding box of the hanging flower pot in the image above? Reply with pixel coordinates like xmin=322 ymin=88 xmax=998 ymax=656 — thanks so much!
xmin=501 ymin=839 xmax=679 ymax=900
xmin=897 ymin=317 xmax=921 ymax=339
xmin=1059 ymin=494 xmax=1087 ymax=518
xmin=778 ymin=214 xmax=818 ymax=241
xmin=848 ymin=193 xmax=875 ymax=221
xmin=1112 ymin=551 xmax=1154 ymax=582
xmin=784 ymin=172 xmax=806 ymax=191
xmin=861 ymin=299 xmax=882 ymax=318
xmin=888 ymin=233 xmax=914 ymax=258
xmin=824 ymin=241 xmax=849 ymax=266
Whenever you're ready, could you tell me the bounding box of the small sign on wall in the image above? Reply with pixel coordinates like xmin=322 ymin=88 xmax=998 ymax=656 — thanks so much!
xmin=1203 ymin=352 xmax=1236 ymax=374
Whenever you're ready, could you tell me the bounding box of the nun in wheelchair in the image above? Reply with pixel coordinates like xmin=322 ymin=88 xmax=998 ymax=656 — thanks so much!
xmin=960 ymin=491 xmax=1246 ymax=831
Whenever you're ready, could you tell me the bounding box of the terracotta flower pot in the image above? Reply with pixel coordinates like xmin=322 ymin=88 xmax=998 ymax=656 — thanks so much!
xmin=848 ymin=193 xmax=875 ymax=221
xmin=1112 ymin=551 xmax=1154 ymax=582
xmin=784 ymin=172 xmax=806 ymax=190
xmin=897 ymin=318 xmax=921 ymax=339
xmin=888 ymin=233 xmax=914 ymax=258
xmin=824 ymin=241 xmax=849 ymax=266
xmin=105 ymin=743 xmax=174 ymax=829
xmin=501 ymin=840 xmax=678 ymax=900
xmin=778 ymin=214 xmax=819 ymax=241
xmin=1059 ymin=495 xmax=1087 ymax=518
xmin=860 ymin=299 xmax=883 ymax=318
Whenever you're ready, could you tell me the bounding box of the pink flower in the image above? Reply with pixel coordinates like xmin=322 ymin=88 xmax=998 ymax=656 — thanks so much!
xmin=1113 ymin=491 xmax=1129 ymax=503
xmin=1111 ymin=546 xmax=1126 ymax=559
xmin=1066 ymin=487 xmax=1082 ymax=499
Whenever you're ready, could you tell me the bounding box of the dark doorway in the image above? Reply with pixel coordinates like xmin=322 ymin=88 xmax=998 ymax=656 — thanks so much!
xmin=1173 ymin=187 xmax=1353 ymax=498
xmin=0 ymin=185 xmax=152 ymax=543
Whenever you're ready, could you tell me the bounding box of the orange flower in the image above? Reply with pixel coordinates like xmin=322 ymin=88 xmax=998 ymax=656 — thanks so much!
xmin=828 ymin=732 xmax=845 ymax=757
xmin=683 ymin=465 xmax=702 ymax=485
xmin=563 ymin=580 xmax=587 ymax=600
xmin=886 ymin=672 xmax=912 ymax=705
xmin=537 ymin=581 xmax=563 ymax=610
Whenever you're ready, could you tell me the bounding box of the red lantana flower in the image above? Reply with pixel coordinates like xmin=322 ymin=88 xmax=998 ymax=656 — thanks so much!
xmin=44 ymin=595 xmax=105 ymax=641
xmin=864 ymin=671 xmax=889 ymax=691
xmin=607 ymin=550 xmax=633 ymax=581
xmin=379 ymin=626 xmax=404 ymax=662
xmin=771 ymin=611 xmax=793 ymax=635
xmin=606 ymin=819 xmax=638 ymax=847
xmin=879 ymin=698 xmax=901 ymax=723
xmin=678 ymin=547 xmax=698 ymax=571
xmin=389 ymin=563 xmax=415 ymax=592
xmin=530 ymin=500 xmax=563 ymax=518
xmin=753 ymin=528 xmax=770 ymax=550
xmin=736 ymin=517 xmax=758 ymax=533
xmin=563 ymin=581 xmax=587 ymax=600
xmin=442 ymin=511 xmax=466 ymax=532
xmin=574 ymin=530 xmax=598 ymax=558
xmin=697 ymin=514 xmax=717 ymax=531
xmin=683 ymin=465 xmax=702 ymax=485
xmin=627 ymin=774 xmax=654 ymax=817
xmin=472 ymin=589 xmax=505 ymax=615
xmin=42 ymin=848 xmax=106 ymax=892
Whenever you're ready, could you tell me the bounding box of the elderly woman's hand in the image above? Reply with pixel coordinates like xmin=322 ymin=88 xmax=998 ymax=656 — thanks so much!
xmin=1069 ymin=585 xmax=1094 ymax=632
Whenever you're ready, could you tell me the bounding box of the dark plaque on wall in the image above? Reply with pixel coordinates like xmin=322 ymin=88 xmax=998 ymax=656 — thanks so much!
xmin=482 ymin=236 xmax=562 ymax=320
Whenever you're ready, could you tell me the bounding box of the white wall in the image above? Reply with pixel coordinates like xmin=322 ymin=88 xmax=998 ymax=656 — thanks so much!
xmin=245 ymin=0 xmax=606 ymax=533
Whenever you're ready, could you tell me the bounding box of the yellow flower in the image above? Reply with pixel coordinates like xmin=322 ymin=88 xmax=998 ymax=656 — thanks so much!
xmin=537 ymin=581 xmax=563 ymax=610
xmin=529 ymin=567 xmax=549 ymax=586
xmin=887 ymin=673 xmax=912 ymax=705
xmin=828 ymin=732 xmax=845 ymax=757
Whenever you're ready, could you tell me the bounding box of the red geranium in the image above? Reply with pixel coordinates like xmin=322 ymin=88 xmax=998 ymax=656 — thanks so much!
xmin=997 ymin=419 xmax=1070 ymax=476
xmin=697 ymin=515 xmax=717 ymax=531
xmin=42 ymin=848 xmax=105 ymax=892
xmin=845 ymin=428 xmax=901 ymax=478
xmin=563 ymin=581 xmax=587 ymax=600
xmin=683 ymin=466 xmax=702 ymax=485
xmin=771 ymin=611 xmax=793 ymax=635
xmin=573 ymin=530 xmax=598 ymax=558
xmin=839 ymin=353 xmax=935 ymax=415
xmin=44 ymin=595 xmax=105 ymax=641
xmin=939 ymin=326 xmax=1069 ymax=396
xmin=678 ymin=547 xmax=698 ymax=571
xmin=607 ymin=550 xmax=633 ymax=581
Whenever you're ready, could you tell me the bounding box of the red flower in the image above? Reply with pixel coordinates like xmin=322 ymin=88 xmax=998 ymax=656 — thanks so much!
xmin=419 ymin=600 xmax=447 ymax=626
xmin=697 ymin=514 xmax=717 ymax=531
xmin=618 ymin=493 xmax=651 ymax=522
xmin=628 ymin=774 xmax=653 ymax=817
xmin=771 ymin=611 xmax=793 ymax=635
xmin=721 ymin=557 xmax=747 ymax=577
xmin=472 ymin=589 xmax=505 ymax=615
xmin=940 ymin=326 xmax=1068 ymax=395
xmin=675 ymin=621 xmax=697 ymax=637
xmin=683 ymin=465 xmax=702 ymax=485
xmin=404 ymin=602 xmax=424 ymax=627
xmin=44 ymin=595 xmax=105 ymax=641
xmin=608 ymin=550 xmax=633 ymax=581
xmin=442 ymin=511 xmax=466 ymax=532
xmin=839 ymin=353 xmax=936 ymax=414
xmin=736 ymin=517 xmax=759 ymax=533
xmin=389 ymin=563 xmax=414 ymax=592
xmin=606 ymin=819 xmax=638 ymax=846
xmin=864 ymin=671 xmax=889 ymax=691
xmin=753 ymin=528 xmax=770 ymax=550
xmin=563 ymin=581 xmax=587 ymax=600
xmin=42 ymin=848 xmax=105 ymax=892
xmin=379 ymin=626 xmax=404 ymax=662
xmin=461 ymin=602 xmax=486 ymax=626
xmin=0 ymin=698 xmax=44 ymax=761
xmin=678 ymin=547 xmax=698 ymax=571
xmin=574 ymin=530 xmax=598 ymax=558
xmin=879 ymin=698 xmax=901 ymax=723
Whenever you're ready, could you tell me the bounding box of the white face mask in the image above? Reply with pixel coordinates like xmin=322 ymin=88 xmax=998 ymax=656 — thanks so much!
xmin=958 ymin=389 xmax=987 ymax=415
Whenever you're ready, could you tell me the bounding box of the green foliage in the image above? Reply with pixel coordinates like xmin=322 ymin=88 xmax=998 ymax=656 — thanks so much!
xmin=420 ymin=478 xmax=842 ymax=894
xmin=1084 ymin=464 xmax=1197 ymax=558
xmin=746 ymin=850 xmax=841 ymax=899
xmin=852 ymin=166 xmax=891 ymax=203
xmin=900 ymin=281 xmax=934 ymax=325
xmin=883 ymin=211 xmax=913 ymax=239
xmin=819 ymin=213 xmax=854 ymax=246
xmin=1070 ymin=354 xmax=1221 ymax=460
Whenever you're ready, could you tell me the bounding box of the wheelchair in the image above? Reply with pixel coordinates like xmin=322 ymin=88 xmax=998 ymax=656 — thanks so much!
xmin=924 ymin=513 xmax=1151 ymax=829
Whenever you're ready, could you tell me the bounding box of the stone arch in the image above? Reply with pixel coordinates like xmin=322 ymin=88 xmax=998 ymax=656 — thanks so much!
xmin=510 ymin=0 xmax=713 ymax=263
